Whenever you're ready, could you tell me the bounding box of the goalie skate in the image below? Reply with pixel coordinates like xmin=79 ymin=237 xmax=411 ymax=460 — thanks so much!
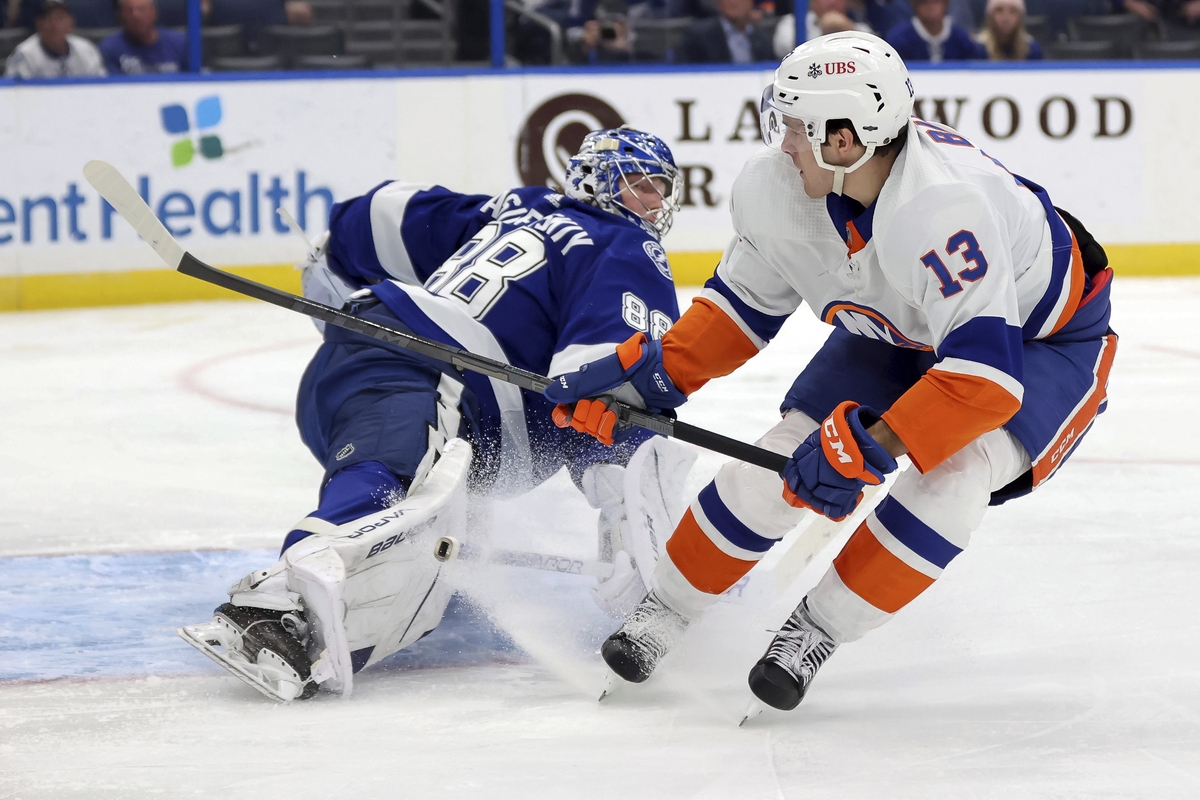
xmin=179 ymin=603 xmax=320 ymax=703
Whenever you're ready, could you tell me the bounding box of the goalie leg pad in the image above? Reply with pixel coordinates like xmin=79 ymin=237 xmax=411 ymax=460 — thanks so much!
xmin=582 ymin=437 xmax=698 ymax=619
xmin=285 ymin=437 xmax=472 ymax=696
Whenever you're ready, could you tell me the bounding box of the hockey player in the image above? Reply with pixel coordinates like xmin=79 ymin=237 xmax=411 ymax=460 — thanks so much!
xmin=546 ymin=33 xmax=1116 ymax=711
xmin=180 ymin=128 xmax=696 ymax=702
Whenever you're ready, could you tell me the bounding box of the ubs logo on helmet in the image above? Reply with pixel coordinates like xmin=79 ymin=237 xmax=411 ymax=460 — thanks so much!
xmin=809 ymin=62 xmax=856 ymax=78
xmin=517 ymin=94 xmax=624 ymax=191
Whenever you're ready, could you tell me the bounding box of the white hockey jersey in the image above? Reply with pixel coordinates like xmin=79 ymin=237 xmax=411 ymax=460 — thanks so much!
xmin=661 ymin=118 xmax=1086 ymax=472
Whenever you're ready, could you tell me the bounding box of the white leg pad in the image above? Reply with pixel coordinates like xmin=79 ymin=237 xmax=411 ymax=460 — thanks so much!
xmin=582 ymin=437 xmax=697 ymax=618
xmin=621 ymin=436 xmax=698 ymax=588
xmin=284 ymin=437 xmax=472 ymax=696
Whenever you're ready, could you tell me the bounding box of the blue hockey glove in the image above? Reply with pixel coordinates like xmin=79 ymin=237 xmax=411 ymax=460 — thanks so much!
xmin=782 ymin=401 xmax=898 ymax=521
xmin=546 ymin=333 xmax=687 ymax=445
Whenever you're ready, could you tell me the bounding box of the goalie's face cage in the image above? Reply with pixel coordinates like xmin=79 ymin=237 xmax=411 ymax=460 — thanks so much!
xmin=566 ymin=128 xmax=682 ymax=239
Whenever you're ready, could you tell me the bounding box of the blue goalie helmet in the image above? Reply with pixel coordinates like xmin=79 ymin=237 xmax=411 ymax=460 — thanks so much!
xmin=564 ymin=127 xmax=682 ymax=240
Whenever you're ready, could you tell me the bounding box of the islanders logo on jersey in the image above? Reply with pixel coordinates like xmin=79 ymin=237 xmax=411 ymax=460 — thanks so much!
xmin=822 ymin=301 xmax=932 ymax=351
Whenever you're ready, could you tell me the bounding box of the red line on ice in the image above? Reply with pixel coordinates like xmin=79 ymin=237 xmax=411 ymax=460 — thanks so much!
xmin=1141 ymin=344 xmax=1200 ymax=361
xmin=177 ymin=338 xmax=313 ymax=415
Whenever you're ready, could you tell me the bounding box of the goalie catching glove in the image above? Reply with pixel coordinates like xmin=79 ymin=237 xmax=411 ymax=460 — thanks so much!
xmin=546 ymin=332 xmax=687 ymax=445
xmin=782 ymin=401 xmax=897 ymax=521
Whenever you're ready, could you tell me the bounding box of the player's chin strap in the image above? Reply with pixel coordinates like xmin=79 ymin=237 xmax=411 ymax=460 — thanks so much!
xmin=812 ymin=141 xmax=876 ymax=196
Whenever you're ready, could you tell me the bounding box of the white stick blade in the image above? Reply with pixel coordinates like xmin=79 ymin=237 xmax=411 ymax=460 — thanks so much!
xmin=83 ymin=160 xmax=185 ymax=269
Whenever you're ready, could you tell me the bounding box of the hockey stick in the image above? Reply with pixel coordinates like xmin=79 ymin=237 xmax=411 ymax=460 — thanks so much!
xmin=83 ymin=160 xmax=787 ymax=473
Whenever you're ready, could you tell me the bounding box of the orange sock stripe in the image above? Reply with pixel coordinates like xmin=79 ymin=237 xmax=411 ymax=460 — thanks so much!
xmin=832 ymin=522 xmax=936 ymax=613
xmin=665 ymin=508 xmax=758 ymax=595
xmin=661 ymin=297 xmax=761 ymax=396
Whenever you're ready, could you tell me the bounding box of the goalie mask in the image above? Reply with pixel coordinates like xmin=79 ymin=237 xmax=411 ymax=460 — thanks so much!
xmin=564 ymin=127 xmax=682 ymax=240
xmin=760 ymin=32 xmax=914 ymax=195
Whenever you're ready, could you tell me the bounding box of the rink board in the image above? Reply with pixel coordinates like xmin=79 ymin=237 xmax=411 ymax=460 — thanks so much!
xmin=1 ymin=63 xmax=1198 ymax=311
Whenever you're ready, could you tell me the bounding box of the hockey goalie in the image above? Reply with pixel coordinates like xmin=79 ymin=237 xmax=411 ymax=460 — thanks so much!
xmin=179 ymin=127 xmax=699 ymax=701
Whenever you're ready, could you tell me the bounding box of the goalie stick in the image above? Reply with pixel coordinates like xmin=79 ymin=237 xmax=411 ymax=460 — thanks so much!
xmin=83 ymin=160 xmax=787 ymax=474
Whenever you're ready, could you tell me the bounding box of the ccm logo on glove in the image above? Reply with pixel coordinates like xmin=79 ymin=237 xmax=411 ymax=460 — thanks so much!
xmin=781 ymin=401 xmax=897 ymax=520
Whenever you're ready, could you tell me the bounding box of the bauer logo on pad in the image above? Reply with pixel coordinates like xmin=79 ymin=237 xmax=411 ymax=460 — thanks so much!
xmin=335 ymin=443 xmax=355 ymax=461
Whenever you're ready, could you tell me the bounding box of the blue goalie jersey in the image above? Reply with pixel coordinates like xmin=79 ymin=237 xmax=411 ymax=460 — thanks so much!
xmin=319 ymin=181 xmax=681 ymax=491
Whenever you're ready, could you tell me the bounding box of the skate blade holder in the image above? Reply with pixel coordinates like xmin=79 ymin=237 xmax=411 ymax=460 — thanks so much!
xmin=178 ymin=621 xmax=307 ymax=703
xmin=434 ymin=536 xmax=460 ymax=562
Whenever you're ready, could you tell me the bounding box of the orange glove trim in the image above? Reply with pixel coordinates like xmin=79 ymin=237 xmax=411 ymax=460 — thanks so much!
xmin=615 ymin=332 xmax=648 ymax=370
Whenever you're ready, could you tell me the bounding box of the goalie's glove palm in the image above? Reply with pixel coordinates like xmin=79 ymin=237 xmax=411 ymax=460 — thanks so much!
xmin=782 ymin=401 xmax=898 ymax=521
xmin=546 ymin=332 xmax=686 ymax=445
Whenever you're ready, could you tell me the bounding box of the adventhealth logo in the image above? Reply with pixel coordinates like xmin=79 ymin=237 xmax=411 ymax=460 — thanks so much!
xmin=0 ymin=94 xmax=338 ymax=246
xmin=161 ymin=95 xmax=225 ymax=167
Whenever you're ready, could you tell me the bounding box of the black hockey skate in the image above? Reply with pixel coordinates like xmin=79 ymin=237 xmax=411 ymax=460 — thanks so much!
xmin=747 ymin=598 xmax=838 ymax=710
xmin=179 ymin=603 xmax=318 ymax=702
xmin=601 ymin=592 xmax=690 ymax=684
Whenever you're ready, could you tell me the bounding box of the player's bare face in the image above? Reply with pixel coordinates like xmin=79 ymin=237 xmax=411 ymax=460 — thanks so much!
xmin=780 ymin=117 xmax=835 ymax=198
xmin=617 ymin=173 xmax=670 ymax=223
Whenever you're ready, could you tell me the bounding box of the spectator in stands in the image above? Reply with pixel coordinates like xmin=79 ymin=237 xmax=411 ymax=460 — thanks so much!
xmin=773 ymin=0 xmax=873 ymax=57
xmin=1123 ymin=0 xmax=1200 ymax=40
xmin=567 ymin=0 xmax=634 ymax=63
xmin=207 ymin=0 xmax=312 ymax=54
xmin=978 ymin=0 xmax=1042 ymax=59
xmin=860 ymin=0 xmax=908 ymax=35
xmin=679 ymin=0 xmax=774 ymax=63
xmin=100 ymin=0 xmax=187 ymax=73
xmin=886 ymin=0 xmax=986 ymax=61
xmin=5 ymin=0 xmax=105 ymax=77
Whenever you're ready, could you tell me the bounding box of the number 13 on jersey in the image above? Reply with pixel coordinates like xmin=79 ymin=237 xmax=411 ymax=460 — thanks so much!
xmin=920 ymin=230 xmax=989 ymax=299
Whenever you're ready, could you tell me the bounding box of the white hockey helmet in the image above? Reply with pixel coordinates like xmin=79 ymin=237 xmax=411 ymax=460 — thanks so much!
xmin=760 ymin=32 xmax=915 ymax=194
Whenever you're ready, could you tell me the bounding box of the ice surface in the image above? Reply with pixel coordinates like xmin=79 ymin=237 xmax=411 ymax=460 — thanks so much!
xmin=1 ymin=282 xmax=1198 ymax=798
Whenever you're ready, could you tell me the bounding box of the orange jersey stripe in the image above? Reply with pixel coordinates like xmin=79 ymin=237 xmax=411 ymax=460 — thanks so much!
xmin=1031 ymin=332 xmax=1118 ymax=486
xmin=883 ymin=370 xmax=1022 ymax=473
xmin=1048 ymin=231 xmax=1086 ymax=337
xmin=661 ymin=297 xmax=761 ymax=396
xmin=832 ymin=521 xmax=936 ymax=613
xmin=846 ymin=220 xmax=868 ymax=256
xmin=665 ymin=508 xmax=758 ymax=595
